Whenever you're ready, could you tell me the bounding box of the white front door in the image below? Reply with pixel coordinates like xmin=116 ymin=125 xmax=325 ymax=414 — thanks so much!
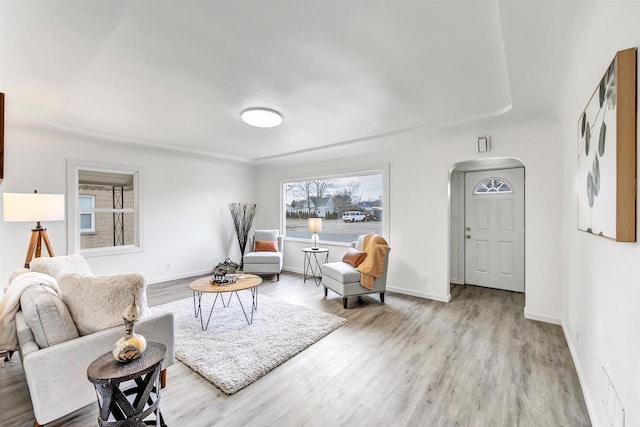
xmin=464 ymin=168 xmax=525 ymax=292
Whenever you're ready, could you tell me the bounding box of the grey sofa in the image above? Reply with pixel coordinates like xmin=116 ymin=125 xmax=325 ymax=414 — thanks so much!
xmin=10 ymin=255 xmax=175 ymax=427
xmin=321 ymin=239 xmax=391 ymax=309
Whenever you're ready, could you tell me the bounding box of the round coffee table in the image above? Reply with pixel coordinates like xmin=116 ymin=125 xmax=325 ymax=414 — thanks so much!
xmin=189 ymin=274 xmax=262 ymax=330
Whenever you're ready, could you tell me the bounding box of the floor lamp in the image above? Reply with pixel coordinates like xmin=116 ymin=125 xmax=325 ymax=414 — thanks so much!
xmin=3 ymin=191 xmax=65 ymax=268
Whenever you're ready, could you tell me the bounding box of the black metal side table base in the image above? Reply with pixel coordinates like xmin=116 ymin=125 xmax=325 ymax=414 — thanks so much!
xmin=88 ymin=343 xmax=167 ymax=427
xmin=302 ymin=247 xmax=329 ymax=286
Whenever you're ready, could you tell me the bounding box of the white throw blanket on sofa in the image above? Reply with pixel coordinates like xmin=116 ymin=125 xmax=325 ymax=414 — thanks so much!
xmin=0 ymin=272 xmax=61 ymax=350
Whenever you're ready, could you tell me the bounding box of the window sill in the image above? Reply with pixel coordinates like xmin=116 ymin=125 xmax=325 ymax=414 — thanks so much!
xmin=80 ymin=231 xmax=97 ymax=235
xmin=283 ymin=237 xmax=352 ymax=247
xmin=79 ymin=245 xmax=143 ymax=258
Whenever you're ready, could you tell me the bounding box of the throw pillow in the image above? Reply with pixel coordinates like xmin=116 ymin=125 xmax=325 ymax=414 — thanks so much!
xmin=254 ymin=240 xmax=278 ymax=252
xmin=342 ymin=248 xmax=367 ymax=267
xmin=20 ymin=284 xmax=79 ymax=348
xmin=58 ymin=273 xmax=151 ymax=336
xmin=29 ymin=254 xmax=93 ymax=280
xmin=355 ymin=235 xmax=365 ymax=251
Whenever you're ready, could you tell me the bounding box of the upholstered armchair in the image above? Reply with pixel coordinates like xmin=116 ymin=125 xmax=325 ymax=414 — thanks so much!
xmin=242 ymin=229 xmax=284 ymax=281
xmin=321 ymin=237 xmax=391 ymax=309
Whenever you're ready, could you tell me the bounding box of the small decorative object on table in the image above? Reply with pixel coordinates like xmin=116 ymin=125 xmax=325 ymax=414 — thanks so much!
xmin=210 ymin=266 xmax=237 ymax=285
xmin=112 ymin=294 xmax=147 ymax=362
xmin=214 ymin=257 xmax=240 ymax=273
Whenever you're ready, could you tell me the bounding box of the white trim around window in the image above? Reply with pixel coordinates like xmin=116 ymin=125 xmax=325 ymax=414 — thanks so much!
xmin=280 ymin=164 xmax=390 ymax=246
xmin=66 ymin=159 xmax=144 ymax=257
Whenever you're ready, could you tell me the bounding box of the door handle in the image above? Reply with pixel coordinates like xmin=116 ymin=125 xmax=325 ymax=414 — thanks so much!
xmin=466 ymin=235 xmax=471 ymax=239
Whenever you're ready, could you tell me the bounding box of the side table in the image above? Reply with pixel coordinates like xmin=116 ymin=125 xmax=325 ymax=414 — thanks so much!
xmin=87 ymin=342 xmax=167 ymax=427
xmin=302 ymin=247 xmax=329 ymax=286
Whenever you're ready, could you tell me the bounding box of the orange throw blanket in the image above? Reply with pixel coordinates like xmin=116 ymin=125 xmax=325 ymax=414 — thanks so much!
xmin=357 ymin=234 xmax=389 ymax=289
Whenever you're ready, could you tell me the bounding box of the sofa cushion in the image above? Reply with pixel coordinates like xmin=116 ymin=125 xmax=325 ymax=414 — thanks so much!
xmin=243 ymin=251 xmax=283 ymax=264
xmin=29 ymin=254 xmax=93 ymax=280
xmin=254 ymin=229 xmax=279 ymax=241
xmin=355 ymin=235 xmax=365 ymax=251
xmin=254 ymin=240 xmax=278 ymax=252
xmin=58 ymin=273 xmax=150 ymax=336
xmin=321 ymin=262 xmax=361 ymax=283
xmin=20 ymin=284 xmax=79 ymax=348
xmin=342 ymin=248 xmax=367 ymax=267
xmin=254 ymin=229 xmax=278 ymax=243
xmin=9 ymin=267 xmax=29 ymax=284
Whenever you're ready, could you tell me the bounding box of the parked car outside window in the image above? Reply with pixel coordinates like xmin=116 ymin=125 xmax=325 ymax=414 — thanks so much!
xmin=342 ymin=211 xmax=366 ymax=222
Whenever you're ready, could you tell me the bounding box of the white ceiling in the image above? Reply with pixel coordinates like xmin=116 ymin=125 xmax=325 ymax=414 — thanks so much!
xmin=0 ymin=1 xmax=587 ymax=162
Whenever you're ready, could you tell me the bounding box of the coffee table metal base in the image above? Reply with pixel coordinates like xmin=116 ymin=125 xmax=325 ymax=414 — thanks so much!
xmin=192 ymin=287 xmax=258 ymax=330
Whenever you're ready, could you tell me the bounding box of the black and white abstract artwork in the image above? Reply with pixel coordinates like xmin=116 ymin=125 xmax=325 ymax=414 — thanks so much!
xmin=577 ymin=57 xmax=617 ymax=238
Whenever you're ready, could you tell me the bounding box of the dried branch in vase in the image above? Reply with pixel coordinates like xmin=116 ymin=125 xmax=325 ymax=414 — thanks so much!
xmin=229 ymin=203 xmax=257 ymax=268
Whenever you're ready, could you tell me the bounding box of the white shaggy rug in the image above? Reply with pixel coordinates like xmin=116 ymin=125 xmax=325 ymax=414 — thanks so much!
xmin=151 ymin=293 xmax=346 ymax=395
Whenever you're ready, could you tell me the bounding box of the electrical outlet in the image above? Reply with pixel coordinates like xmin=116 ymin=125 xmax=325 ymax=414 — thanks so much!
xmin=421 ymin=276 xmax=428 ymax=285
xmin=165 ymin=263 xmax=171 ymax=271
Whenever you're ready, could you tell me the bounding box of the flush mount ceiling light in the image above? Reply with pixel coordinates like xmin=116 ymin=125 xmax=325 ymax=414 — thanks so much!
xmin=241 ymin=108 xmax=283 ymax=128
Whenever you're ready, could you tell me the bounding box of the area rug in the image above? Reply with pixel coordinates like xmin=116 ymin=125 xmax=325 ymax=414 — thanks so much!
xmin=151 ymin=293 xmax=346 ymax=395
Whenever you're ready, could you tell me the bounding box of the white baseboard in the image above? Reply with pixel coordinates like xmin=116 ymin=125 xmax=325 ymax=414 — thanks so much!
xmin=386 ymin=285 xmax=451 ymax=303
xmin=523 ymin=308 xmax=561 ymax=325
xmin=283 ymin=266 xmax=304 ymax=275
xmin=562 ymin=321 xmax=598 ymax=427
xmin=147 ymin=269 xmax=212 ymax=285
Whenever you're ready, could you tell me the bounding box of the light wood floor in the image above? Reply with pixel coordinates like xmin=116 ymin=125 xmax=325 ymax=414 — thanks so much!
xmin=0 ymin=272 xmax=590 ymax=426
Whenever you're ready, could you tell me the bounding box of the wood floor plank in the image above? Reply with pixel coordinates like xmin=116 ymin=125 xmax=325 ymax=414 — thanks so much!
xmin=0 ymin=273 xmax=590 ymax=426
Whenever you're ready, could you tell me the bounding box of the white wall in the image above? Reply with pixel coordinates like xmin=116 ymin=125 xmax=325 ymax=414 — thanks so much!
xmin=254 ymin=114 xmax=563 ymax=319
xmin=0 ymin=125 xmax=254 ymax=285
xmin=560 ymin=3 xmax=640 ymax=426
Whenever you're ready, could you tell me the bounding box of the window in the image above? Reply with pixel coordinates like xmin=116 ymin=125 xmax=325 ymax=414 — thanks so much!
xmin=79 ymin=195 xmax=95 ymax=232
xmin=282 ymin=170 xmax=386 ymax=244
xmin=474 ymin=178 xmax=513 ymax=194
xmin=67 ymin=160 xmax=142 ymax=256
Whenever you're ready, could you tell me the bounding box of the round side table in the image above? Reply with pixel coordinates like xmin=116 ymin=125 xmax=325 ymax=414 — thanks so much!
xmin=302 ymin=247 xmax=329 ymax=286
xmin=87 ymin=342 xmax=167 ymax=427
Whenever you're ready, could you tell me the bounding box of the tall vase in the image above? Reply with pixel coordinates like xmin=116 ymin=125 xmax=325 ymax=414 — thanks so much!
xmin=113 ymin=295 xmax=147 ymax=362
xmin=229 ymin=203 xmax=257 ymax=270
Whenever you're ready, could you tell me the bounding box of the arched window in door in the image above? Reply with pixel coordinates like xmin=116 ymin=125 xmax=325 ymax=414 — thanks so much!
xmin=473 ymin=178 xmax=513 ymax=194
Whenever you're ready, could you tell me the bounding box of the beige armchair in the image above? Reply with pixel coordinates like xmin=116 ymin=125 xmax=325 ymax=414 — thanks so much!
xmin=321 ymin=237 xmax=391 ymax=309
xmin=242 ymin=229 xmax=284 ymax=281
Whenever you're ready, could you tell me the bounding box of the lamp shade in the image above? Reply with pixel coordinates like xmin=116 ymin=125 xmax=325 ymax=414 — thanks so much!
xmin=308 ymin=217 xmax=322 ymax=233
xmin=3 ymin=193 xmax=65 ymax=222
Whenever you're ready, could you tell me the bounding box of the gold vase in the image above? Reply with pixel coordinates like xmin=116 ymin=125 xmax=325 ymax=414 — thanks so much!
xmin=113 ymin=295 xmax=147 ymax=362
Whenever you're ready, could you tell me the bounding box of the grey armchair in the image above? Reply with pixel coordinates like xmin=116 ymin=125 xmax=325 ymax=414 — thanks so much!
xmin=321 ymin=237 xmax=391 ymax=309
xmin=242 ymin=229 xmax=284 ymax=281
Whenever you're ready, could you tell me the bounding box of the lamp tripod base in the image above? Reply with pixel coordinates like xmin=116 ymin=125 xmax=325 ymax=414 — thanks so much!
xmin=24 ymin=224 xmax=55 ymax=268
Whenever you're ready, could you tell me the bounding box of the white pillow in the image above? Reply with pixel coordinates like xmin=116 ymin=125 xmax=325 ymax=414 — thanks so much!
xmin=58 ymin=273 xmax=150 ymax=336
xmin=29 ymin=254 xmax=93 ymax=280
xmin=355 ymin=235 xmax=365 ymax=251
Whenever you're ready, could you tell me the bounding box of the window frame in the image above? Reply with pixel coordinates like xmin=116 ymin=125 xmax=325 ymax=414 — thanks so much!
xmin=78 ymin=194 xmax=96 ymax=233
xmin=473 ymin=177 xmax=514 ymax=194
xmin=66 ymin=159 xmax=144 ymax=257
xmin=280 ymin=165 xmax=390 ymax=247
